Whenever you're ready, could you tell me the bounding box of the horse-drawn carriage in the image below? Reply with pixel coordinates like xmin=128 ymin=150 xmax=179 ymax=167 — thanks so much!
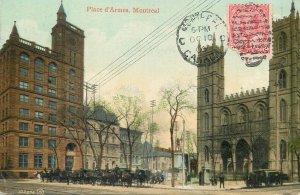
xmin=37 ymin=168 xmax=164 ymax=187
xmin=245 ymin=169 xmax=289 ymax=187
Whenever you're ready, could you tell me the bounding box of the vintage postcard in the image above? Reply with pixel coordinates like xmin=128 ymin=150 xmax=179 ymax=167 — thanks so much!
xmin=0 ymin=0 xmax=299 ymax=194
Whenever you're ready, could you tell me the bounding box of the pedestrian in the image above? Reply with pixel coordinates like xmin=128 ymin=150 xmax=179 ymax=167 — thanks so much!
xmin=198 ymin=171 xmax=202 ymax=185
xmin=219 ymin=172 xmax=225 ymax=188
xmin=187 ymin=173 xmax=191 ymax=184
xmin=66 ymin=171 xmax=70 ymax=185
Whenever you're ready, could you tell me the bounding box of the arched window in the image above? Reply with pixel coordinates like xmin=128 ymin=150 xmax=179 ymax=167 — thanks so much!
xmin=204 ymin=64 xmax=208 ymax=73
xmin=279 ymin=70 xmax=287 ymax=89
xmin=280 ymin=99 xmax=287 ymax=122
xmin=49 ymin=62 xmax=57 ymax=72
xmin=20 ymin=53 xmax=30 ymax=64
xmin=204 ymin=89 xmax=209 ymax=103
xmin=279 ymin=32 xmax=287 ymax=51
xmin=204 ymin=146 xmax=209 ymax=162
xmin=221 ymin=111 xmax=229 ymax=125
xmin=280 ymin=140 xmax=287 ymax=160
xmin=257 ymin=107 xmax=264 ymax=121
xmin=238 ymin=108 xmax=247 ymax=123
xmin=69 ymin=69 xmax=76 ymax=78
xmin=35 ymin=58 xmax=44 ymax=68
xmin=203 ymin=113 xmax=209 ymax=131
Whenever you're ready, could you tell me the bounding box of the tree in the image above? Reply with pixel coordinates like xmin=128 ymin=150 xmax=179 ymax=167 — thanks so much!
xmin=159 ymin=84 xmax=195 ymax=187
xmin=290 ymin=138 xmax=300 ymax=181
xmin=48 ymin=136 xmax=64 ymax=169
xmin=112 ymin=94 xmax=146 ymax=171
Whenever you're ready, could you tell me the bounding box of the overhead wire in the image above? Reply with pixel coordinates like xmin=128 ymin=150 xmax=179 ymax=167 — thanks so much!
xmin=87 ymin=0 xmax=205 ymax=83
xmin=96 ymin=0 xmax=222 ymax=87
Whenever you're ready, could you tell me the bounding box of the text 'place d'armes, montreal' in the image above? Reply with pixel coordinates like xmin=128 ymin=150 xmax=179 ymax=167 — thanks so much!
xmin=86 ymin=6 xmax=160 ymax=14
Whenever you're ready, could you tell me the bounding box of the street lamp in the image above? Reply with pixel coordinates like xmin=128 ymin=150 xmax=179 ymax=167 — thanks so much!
xmin=178 ymin=114 xmax=186 ymax=186
xmin=182 ymin=118 xmax=186 ymax=186
xmin=150 ymin=100 xmax=156 ymax=170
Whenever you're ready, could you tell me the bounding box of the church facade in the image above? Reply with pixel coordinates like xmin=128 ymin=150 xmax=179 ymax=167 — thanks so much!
xmin=197 ymin=2 xmax=300 ymax=180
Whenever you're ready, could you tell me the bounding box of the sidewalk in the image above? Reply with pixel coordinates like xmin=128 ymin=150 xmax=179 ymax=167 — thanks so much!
xmin=152 ymin=180 xmax=300 ymax=191
xmin=153 ymin=181 xmax=245 ymax=191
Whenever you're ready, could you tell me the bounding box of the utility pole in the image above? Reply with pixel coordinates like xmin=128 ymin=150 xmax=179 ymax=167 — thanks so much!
xmin=150 ymin=100 xmax=156 ymax=170
xmin=84 ymin=82 xmax=97 ymax=106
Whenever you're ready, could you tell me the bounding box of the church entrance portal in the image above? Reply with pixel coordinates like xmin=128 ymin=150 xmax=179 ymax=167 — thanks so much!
xmin=220 ymin=141 xmax=232 ymax=173
xmin=236 ymin=139 xmax=250 ymax=174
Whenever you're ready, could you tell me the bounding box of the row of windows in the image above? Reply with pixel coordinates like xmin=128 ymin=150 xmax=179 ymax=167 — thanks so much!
xmin=19 ymin=53 xmax=76 ymax=78
xmin=20 ymin=95 xmax=58 ymax=109
xmin=19 ymin=153 xmax=56 ymax=168
xmin=19 ymin=137 xmax=56 ymax=149
xmin=19 ymin=122 xmax=57 ymax=135
xmin=203 ymin=99 xmax=288 ymax=130
xmin=20 ymin=79 xmax=76 ymax=92
xmin=120 ymin=154 xmax=139 ymax=164
xmin=19 ymin=81 xmax=76 ymax=101
xmin=19 ymin=109 xmax=57 ymax=122
xmin=20 ymin=68 xmax=77 ymax=91
xmin=20 ymin=96 xmax=75 ymax=111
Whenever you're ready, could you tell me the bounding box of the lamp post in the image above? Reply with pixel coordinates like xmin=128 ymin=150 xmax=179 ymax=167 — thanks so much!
xmin=177 ymin=114 xmax=186 ymax=186
xmin=150 ymin=100 xmax=156 ymax=170
xmin=182 ymin=118 xmax=186 ymax=186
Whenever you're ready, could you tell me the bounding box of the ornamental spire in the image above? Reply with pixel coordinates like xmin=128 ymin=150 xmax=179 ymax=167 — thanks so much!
xmin=57 ymin=0 xmax=67 ymax=22
xmin=10 ymin=21 xmax=19 ymax=39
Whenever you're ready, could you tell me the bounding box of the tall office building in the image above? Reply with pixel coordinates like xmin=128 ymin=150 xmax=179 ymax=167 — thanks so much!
xmin=0 ymin=2 xmax=84 ymax=178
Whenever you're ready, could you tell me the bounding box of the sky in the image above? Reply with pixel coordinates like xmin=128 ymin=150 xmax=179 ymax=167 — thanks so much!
xmin=0 ymin=0 xmax=295 ymax=148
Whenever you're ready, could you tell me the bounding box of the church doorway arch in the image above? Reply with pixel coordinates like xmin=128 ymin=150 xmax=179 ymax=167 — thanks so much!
xmin=236 ymin=139 xmax=250 ymax=174
xmin=220 ymin=141 xmax=232 ymax=173
xmin=65 ymin=143 xmax=76 ymax=171
xmin=253 ymin=137 xmax=269 ymax=170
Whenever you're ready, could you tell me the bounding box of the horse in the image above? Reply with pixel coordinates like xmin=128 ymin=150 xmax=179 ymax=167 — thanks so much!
xmin=121 ymin=170 xmax=133 ymax=187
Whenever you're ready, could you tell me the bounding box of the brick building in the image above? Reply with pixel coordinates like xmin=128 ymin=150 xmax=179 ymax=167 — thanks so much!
xmin=0 ymin=3 xmax=84 ymax=178
xmin=198 ymin=2 xmax=300 ymax=181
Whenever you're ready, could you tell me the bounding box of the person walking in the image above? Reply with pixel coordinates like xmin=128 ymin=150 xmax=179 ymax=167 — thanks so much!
xmin=219 ymin=172 xmax=225 ymax=188
xmin=198 ymin=171 xmax=202 ymax=185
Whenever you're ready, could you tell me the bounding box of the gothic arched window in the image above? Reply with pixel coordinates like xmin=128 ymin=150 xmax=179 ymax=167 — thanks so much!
xmin=280 ymin=140 xmax=287 ymax=160
xmin=204 ymin=89 xmax=209 ymax=103
xmin=221 ymin=111 xmax=229 ymax=125
xmin=257 ymin=107 xmax=264 ymax=121
xmin=279 ymin=69 xmax=287 ymax=89
xmin=203 ymin=113 xmax=209 ymax=131
xmin=204 ymin=146 xmax=209 ymax=162
xmin=238 ymin=108 xmax=247 ymax=123
xmin=280 ymin=99 xmax=287 ymax=122
xmin=279 ymin=32 xmax=287 ymax=51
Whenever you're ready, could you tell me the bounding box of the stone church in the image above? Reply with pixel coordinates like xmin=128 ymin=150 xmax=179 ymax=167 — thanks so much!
xmin=197 ymin=2 xmax=300 ymax=180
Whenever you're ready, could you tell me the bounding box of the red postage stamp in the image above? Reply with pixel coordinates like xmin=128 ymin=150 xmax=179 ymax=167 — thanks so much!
xmin=228 ymin=4 xmax=272 ymax=67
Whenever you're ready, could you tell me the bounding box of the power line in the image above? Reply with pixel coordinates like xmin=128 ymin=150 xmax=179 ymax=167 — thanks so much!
xmin=87 ymin=0 xmax=206 ymax=83
xmin=96 ymin=0 xmax=222 ymax=87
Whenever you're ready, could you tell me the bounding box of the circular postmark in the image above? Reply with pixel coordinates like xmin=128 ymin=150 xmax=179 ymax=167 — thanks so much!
xmin=176 ymin=11 xmax=228 ymax=66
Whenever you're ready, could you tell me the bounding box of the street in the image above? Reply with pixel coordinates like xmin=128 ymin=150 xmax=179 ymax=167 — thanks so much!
xmin=0 ymin=179 xmax=299 ymax=195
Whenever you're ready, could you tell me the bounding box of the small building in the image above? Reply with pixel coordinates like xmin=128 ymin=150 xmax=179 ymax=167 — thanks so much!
xmin=119 ymin=128 xmax=143 ymax=170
